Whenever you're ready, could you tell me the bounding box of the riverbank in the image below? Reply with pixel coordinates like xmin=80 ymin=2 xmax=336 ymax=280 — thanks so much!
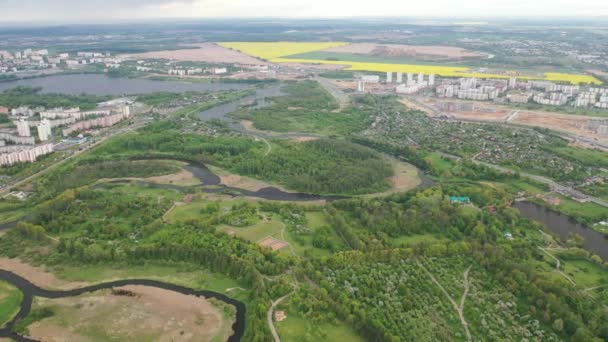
xmin=0 ymin=268 xmax=246 ymax=342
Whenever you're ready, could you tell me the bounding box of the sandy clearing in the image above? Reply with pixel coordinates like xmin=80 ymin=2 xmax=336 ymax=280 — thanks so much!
xmin=324 ymin=43 xmax=482 ymax=59
xmin=146 ymin=169 xmax=201 ymax=186
xmin=389 ymin=162 xmax=423 ymax=191
xmin=0 ymin=258 xmax=88 ymax=290
xmin=513 ymin=111 xmax=608 ymax=144
xmin=290 ymin=136 xmax=320 ymax=143
xmin=366 ymin=160 xmax=422 ymax=198
xmin=28 ymin=285 xmax=232 ymax=342
xmin=215 ymin=170 xmax=293 ymax=194
xmin=127 ymin=43 xmax=267 ymax=65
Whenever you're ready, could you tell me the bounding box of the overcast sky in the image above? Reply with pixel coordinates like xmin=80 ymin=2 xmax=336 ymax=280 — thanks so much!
xmin=0 ymin=0 xmax=606 ymax=23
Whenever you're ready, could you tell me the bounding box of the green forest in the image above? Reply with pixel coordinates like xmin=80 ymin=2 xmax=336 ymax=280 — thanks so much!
xmin=0 ymin=86 xmax=110 ymax=111
xmin=0 ymin=80 xmax=607 ymax=342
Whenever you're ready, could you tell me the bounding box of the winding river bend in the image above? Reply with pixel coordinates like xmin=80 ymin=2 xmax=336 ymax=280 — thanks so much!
xmin=0 ymin=270 xmax=246 ymax=342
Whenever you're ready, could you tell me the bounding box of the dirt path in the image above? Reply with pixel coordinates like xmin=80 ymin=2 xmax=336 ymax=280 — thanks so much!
xmin=417 ymin=261 xmax=472 ymax=342
xmin=314 ymin=76 xmax=349 ymax=110
xmin=539 ymin=247 xmax=577 ymax=286
xmin=267 ymin=292 xmax=294 ymax=342
xmin=260 ymin=137 xmax=272 ymax=157
xmin=583 ymin=285 xmax=608 ymax=293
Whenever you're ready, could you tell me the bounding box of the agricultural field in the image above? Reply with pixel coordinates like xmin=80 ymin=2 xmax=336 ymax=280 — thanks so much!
xmin=218 ymin=42 xmax=348 ymax=60
xmin=219 ymin=42 xmax=602 ymax=84
xmin=275 ymin=308 xmax=363 ymax=342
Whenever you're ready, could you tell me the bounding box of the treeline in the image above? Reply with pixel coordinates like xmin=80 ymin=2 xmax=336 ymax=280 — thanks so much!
xmin=0 ymin=86 xmax=110 ymax=111
xmin=351 ymin=137 xmax=431 ymax=171
xmin=305 ymin=241 xmax=608 ymax=342
xmin=35 ymin=159 xmax=180 ymax=199
xmin=326 ymin=186 xmax=523 ymax=250
xmin=229 ymin=139 xmax=393 ymax=194
xmin=86 ymin=126 xmax=394 ymax=194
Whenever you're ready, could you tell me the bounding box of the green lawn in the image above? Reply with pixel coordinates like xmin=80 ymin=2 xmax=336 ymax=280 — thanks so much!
xmin=275 ymin=311 xmax=363 ymax=342
xmin=554 ymin=196 xmax=608 ymax=227
xmin=55 ymin=262 xmax=243 ymax=294
xmin=392 ymin=234 xmax=448 ymax=246
xmin=425 ymin=152 xmax=456 ymax=177
xmin=305 ymin=212 xmax=329 ymax=229
xmin=219 ymin=217 xmax=284 ymax=242
xmin=558 ymin=258 xmax=608 ymax=289
xmin=546 ymin=146 xmax=608 ymax=168
xmin=0 ymin=280 xmax=23 ymax=327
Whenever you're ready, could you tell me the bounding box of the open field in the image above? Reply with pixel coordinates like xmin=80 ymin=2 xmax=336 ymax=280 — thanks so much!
xmin=0 ymin=280 xmax=22 ymax=328
xmin=417 ymin=97 xmax=608 ymax=145
xmin=208 ymin=165 xmax=294 ymax=193
xmin=219 ymin=42 xmax=601 ymax=84
xmin=275 ymin=311 xmax=363 ymax=342
xmin=27 ymin=285 xmax=232 ymax=342
xmin=0 ymin=258 xmax=89 ymax=290
xmin=219 ymin=218 xmax=283 ymax=243
xmin=513 ymin=111 xmax=608 ymax=144
xmin=323 ymin=43 xmax=483 ymax=59
xmin=218 ymin=42 xmax=348 ymax=60
xmin=128 ymin=43 xmax=267 ymax=65
xmin=366 ymin=159 xmax=422 ymax=198
xmin=557 ymin=258 xmax=608 ymax=288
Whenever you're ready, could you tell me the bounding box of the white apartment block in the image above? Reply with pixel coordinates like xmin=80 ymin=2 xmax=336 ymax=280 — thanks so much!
xmin=0 ymin=143 xmax=53 ymax=166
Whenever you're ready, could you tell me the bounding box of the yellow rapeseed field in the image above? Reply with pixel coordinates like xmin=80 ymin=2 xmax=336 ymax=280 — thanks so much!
xmin=218 ymin=42 xmax=348 ymax=60
xmin=220 ymin=42 xmax=602 ymax=85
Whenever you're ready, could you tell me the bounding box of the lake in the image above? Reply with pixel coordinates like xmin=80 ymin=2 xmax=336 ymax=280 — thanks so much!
xmin=0 ymin=74 xmax=250 ymax=96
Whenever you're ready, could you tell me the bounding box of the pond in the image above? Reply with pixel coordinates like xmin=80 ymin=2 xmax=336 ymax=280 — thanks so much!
xmin=514 ymin=201 xmax=608 ymax=260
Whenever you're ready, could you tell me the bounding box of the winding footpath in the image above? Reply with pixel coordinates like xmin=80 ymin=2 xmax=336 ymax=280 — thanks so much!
xmin=417 ymin=261 xmax=473 ymax=342
xmin=0 ymin=270 xmax=246 ymax=342
xmin=267 ymin=292 xmax=294 ymax=342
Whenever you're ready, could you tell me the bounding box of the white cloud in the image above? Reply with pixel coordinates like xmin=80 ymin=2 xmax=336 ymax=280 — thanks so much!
xmin=0 ymin=0 xmax=606 ymax=22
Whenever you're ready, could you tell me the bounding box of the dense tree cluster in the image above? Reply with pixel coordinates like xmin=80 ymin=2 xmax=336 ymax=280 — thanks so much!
xmin=0 ymin=86 xmax=109 ymax=111
xmin=35 ymin=160 xmax=180 ymax=199
xmin=231 ymin=80 xmax=369 ymax=135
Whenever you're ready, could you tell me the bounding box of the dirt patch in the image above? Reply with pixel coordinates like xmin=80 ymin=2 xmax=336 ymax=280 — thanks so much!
xmin=240 ymin=120 xmax=256 ymax=132
xmin=127 ymin=43 xmax=267 ymax=65
xmin=28 ymin=285 xmax=232 ymax=342
xmin=389 ymin=162 xmax=422 ymax=191
xmin=146 ymin=169 xmax=200 ymax=186
xmin=0 ymin=258 xmax=88 ymax=290
xmin=513 ymin=111 xmax=608 ymax=145
xmin=290 ymin=136 xmax=320 ymax=143
xmin=324 ymin=43 xmax=482 ymax=59
xmin=258 ymin=237 xmax=289 ymax=251
xmin=277 ymin=62 xmax=347 ymax=70
xmin=366 ymin=160 xmax=421 ymax=198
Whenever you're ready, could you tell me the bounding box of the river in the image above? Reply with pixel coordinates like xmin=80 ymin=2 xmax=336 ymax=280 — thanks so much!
xmin=514 ymin=201 xmax=608 ymax=260
xmin=0 ymin=270 xmax=245 ymax=342
xmin=0 ymin=74 xmax=250 ymax=96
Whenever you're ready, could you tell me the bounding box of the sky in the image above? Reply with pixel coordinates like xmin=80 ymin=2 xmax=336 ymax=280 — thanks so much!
xmin=0 ymin=0 xmax=607 ymax=23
